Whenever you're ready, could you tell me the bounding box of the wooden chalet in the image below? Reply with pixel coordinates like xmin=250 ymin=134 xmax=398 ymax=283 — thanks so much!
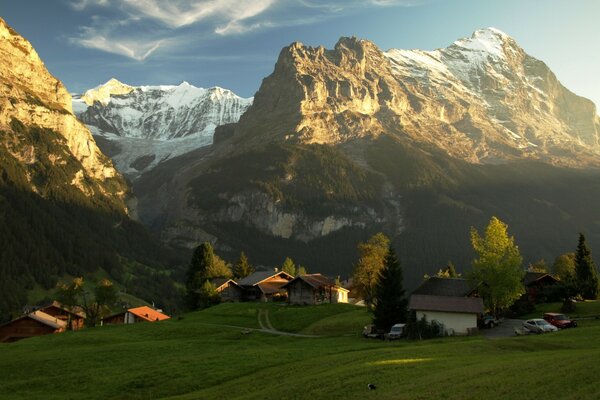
xmin=283 ymin=274 xmax=349 ymax=305
xmin=236 ymin=270 xmax=293 ymax=302
xmin=523 ymin=272 xmax=559 ymax=303
xmin=212 ymin=278 xmax=243 ymax=302
xmin=0 ymin=311 xmax=67 ymax=343
xmin=37 ymin=301 xmax=86 ymax=331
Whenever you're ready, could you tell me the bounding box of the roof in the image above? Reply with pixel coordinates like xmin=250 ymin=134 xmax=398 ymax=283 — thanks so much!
xmin=524 ymin=272 xmax=558 ymax=286
xmin=27 ymin=311 xmax=68 ymax=329
xmin=409 ymin=294 xmax=484 ymax=314
xmin=282 ymin=274 xmax=334 ymax=289
xmin=412 ymin=277 xmax=474 ymax=297
xmin=39 ymin=301 xmax=86 ymax=318
xmin=257 ymin=281 xmax=288 ymax=294
xmin=127 ymin=306 xmax=170 ymax=322
xmin=236 ymin=270 xmax=293 ymax=287
xmin=211 ymin=278 xmax=240 ymax=291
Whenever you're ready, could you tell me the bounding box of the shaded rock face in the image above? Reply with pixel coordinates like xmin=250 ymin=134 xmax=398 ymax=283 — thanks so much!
xmin=0 ymin=17 xmax=126 ymax=208
xmin=73 ymin=80 xmax=252 ymax=179
xmin=233 ymin=29 xmax=600 ymax=166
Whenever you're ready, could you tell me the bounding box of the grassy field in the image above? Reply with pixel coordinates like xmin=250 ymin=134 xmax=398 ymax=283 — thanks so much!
xmin=1 ymin=303 xmax=599 ymax=399
xmin=520 ymin=300 xmax=600 ymax=320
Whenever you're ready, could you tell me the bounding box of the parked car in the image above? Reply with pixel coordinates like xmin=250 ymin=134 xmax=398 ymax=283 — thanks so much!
xmin=385 ymin=323 xmax=406 ymax=340
xmin=523 ymin=319 xmax=558 ymax=334
xmin=362 ymin=324 xmax=384 ymax=339
xmin=543 ymin=313 xmax=577 ymax=329
xmin=480 ymin=314 xmax=501 ymax=329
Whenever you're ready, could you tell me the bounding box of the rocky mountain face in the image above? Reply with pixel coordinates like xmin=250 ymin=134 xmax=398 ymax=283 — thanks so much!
xmin=0 ymin=18 xmax=181 ymax=317
xmin=0 ymin=18 xmax=125 ymax=202
xmin=133 ymin=28 xmax=600 ymax=287
xmin=73 ymin=79 xmax=252 ymax=178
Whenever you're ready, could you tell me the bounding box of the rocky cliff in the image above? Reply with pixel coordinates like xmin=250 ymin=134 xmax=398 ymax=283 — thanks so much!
xmin=133 ymin=28 xmax=600 ymax=285
xmin=0 ymin=17 xmax=126 ymax=206
xmin=73 ymin=79 xmax=252 ymax=178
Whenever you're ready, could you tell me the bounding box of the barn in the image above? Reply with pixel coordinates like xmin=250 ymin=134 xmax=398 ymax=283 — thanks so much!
xmin=0 ymin=311 xmax=67 ymax=343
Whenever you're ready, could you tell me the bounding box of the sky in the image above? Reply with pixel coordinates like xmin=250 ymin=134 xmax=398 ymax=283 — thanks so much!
xmin=2 ymin=0 xmax=600 ymax=108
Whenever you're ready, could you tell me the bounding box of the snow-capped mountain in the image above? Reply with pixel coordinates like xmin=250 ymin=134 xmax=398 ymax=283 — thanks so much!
xmin=73 ymin=79 xmax=252 ymax=178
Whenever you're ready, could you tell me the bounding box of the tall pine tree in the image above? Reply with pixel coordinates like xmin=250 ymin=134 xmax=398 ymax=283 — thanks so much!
xmin=185 ymin=242 xmax=215 ymax=310
xmin=233 ymin=251 xmax=254 ymax=279
xmin=372 ymin=246 xmax=408 ymax=332
xmin=575 ymin=233 xmax=599 ymax=300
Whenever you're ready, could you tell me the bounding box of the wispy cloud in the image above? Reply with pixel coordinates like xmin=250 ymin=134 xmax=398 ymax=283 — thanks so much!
xmin=67 ymin=0 xmax=421 ymax=60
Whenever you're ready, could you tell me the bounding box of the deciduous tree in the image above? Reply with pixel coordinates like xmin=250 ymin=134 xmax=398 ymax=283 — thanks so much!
xmin=468 ymin=217 xmax=524 ymax=315
xmin=55 ymin=277 xmax=116 ymax=328
xmin=281 ymin=257 xmax=296 ymax=276
xmin=352 ymin=232 xmax=390 ymax=308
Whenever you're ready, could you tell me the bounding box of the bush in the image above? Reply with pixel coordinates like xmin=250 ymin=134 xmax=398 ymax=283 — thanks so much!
xmin=403 ymin=311 xmax=444 ymax=340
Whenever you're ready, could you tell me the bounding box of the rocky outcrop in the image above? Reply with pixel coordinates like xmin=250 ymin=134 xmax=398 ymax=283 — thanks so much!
xmin=0 ymin=17 xmax=126 ymax=207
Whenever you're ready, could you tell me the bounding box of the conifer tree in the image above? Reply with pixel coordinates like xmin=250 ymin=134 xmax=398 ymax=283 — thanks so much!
xmin=575 ymin=233 xmax=599 ymax=300
xmin=281 ymin=257 xmax=296 ymax=276
xmin=372 ymin=246 xmax=408 ymax=332
xmin=185 ymin=242 xmax=215 ymax=310
xmin=233 ymin=251 xmax=254 ymax=279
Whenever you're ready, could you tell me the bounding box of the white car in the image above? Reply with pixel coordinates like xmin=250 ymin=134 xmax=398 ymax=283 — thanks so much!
xmin=522 ymin=319 xmax=558 ymax=334
xmin=385 ymin=323 xmax=406 ymax=340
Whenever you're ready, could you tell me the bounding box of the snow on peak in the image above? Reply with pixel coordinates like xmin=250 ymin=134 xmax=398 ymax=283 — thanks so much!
xmin=81 ymin=78 xmax=134 ymax=106
xmin=452 ymin=27 xmax=513 ymax=59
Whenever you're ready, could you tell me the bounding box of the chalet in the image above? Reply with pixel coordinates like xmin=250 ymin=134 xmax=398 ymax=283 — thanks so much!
xmin=409 ymin=277 xmax=482 ymax=335
xmin=0 ymin=311 xmax=67 ymax=343
xmin=37 ymin=301 xmax=86 ymax=331
xmin=236 ymin=270 xmax=294 ymax=302
xmin=283 ymin=274 xmax=349 ymax=305
xmin=212 ymin=278 xmax=243 ymax=302
xmin=524 ymin=272 xmax=559 ymax=303
xmin=124 ymin=306 xmax=170 ymax=323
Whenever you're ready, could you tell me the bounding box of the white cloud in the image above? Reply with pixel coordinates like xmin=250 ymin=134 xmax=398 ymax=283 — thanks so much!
xmin=68 ymin=0 xmax=422 ymax=60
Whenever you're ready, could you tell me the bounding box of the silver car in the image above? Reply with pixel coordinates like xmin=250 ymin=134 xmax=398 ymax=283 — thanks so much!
xmin=523 ymin=318 xmax=558 ymax=334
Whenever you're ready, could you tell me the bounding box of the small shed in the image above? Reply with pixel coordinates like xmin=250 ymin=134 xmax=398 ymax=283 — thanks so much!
xmin=409 ymin=294 xmax=484 ymax=335
xmin=0 ymin=311 xmax=67 ymax=343
xmin=212 ymin=278 xmax=243 ymax=302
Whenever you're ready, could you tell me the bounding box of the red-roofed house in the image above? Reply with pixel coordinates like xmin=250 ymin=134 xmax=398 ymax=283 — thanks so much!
xmin=124 ymin=306 xmax=170 ymax=324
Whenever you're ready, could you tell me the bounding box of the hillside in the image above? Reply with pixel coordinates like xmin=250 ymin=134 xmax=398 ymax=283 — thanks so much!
xmin=0 ymin=18 xmax=183 ymax=318
xmin=132 ymin=30 xmax=600 ymax=288
xmin=1 ymin=303 xmax=599 ymax=399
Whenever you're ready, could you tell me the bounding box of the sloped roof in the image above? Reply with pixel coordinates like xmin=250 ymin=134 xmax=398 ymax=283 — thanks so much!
xmin=127 ymin=306 xmax=170 ymax=322
xmin=257 ymin=281 xmax=288 ymax=294
xmin=412 ymin=277 xmax=474 ymax=297
xmin=524 ymin=272 xmax=557 ymax=286
xmin=211 ymin=278 xmax=240 ymax=291
xmin=40 ymin=301 xmax=86 ymax=318
xmin=236 ymin=270 xmax=293 ymax=287
xmin=282 ymin=274 xmax=334 ymax=289
xmin=27 ymin=311 xmax=68 ymax=329
xmin=409 ymin=294 xmax=484 ymax=314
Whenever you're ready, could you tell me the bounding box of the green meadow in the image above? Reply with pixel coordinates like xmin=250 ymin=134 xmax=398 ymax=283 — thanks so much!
xmin=1 ymin=302 xmax=599 ymax=399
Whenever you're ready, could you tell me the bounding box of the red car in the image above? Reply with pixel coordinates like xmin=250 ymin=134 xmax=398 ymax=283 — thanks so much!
xmin=543 ymin=313 xmax=577 ymax=329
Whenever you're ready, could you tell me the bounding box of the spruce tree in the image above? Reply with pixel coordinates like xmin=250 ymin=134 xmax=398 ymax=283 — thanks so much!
xmin=281 ymin=257 xmax=296 ymax=276
xmin=185 ymin=242 xmax=215 ymax=310
xmin=575 ymin=233 xmax=599 ymax=300
xmin=372 ymin=246 xmax=408 ymax=332
xmin=233 ymin=251 xmax=254 ymax=279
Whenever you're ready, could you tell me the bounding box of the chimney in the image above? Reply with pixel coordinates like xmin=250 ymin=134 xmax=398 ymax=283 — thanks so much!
xmin=274 ymin=267 xmax=279 ymax=272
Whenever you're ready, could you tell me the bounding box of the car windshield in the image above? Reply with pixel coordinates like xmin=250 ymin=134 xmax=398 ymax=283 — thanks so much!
xmin=536 ymin=320 xmax=550 ymax=326
xmin=554 ymin=315 xmax=567 ymax=320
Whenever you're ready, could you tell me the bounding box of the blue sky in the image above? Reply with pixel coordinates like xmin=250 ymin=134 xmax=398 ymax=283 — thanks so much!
xmin=2 ymin=0 xmax=600 ymax=108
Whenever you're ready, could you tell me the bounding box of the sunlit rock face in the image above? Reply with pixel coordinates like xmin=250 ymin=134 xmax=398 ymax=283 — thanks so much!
xmin=73 ymin=79 xmax=252 ymax=179
xmin=232 ymin=29 xmax=600 ymax=166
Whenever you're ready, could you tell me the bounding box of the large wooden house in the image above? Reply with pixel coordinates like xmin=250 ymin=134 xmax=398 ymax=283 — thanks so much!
xmin=0 ymin=311 xmax=67 ymax=343
xmin=523 ymin=272 xmax=558 ymax=303
xmin=283 ymin=274 xmax=349 ymax=305
xmin=236 ymin=270 xmax=294 ymax=302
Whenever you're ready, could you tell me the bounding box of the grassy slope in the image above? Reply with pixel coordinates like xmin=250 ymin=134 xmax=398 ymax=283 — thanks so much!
xmin=1 ymin=303 xmax=599 ymax=399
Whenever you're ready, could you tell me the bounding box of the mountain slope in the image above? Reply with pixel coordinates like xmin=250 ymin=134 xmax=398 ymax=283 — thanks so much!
xmin=0 ymin=18 xmax=182 ymax=318
xmin=133 ymin=29 xmax=600 ymax=287
xmin=73 ymin=79 xmax=252 ymax=178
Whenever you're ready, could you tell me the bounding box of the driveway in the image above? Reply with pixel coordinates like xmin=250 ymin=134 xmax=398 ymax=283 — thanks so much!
xmin=480 ymin=318 xmax=524 ymax=339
